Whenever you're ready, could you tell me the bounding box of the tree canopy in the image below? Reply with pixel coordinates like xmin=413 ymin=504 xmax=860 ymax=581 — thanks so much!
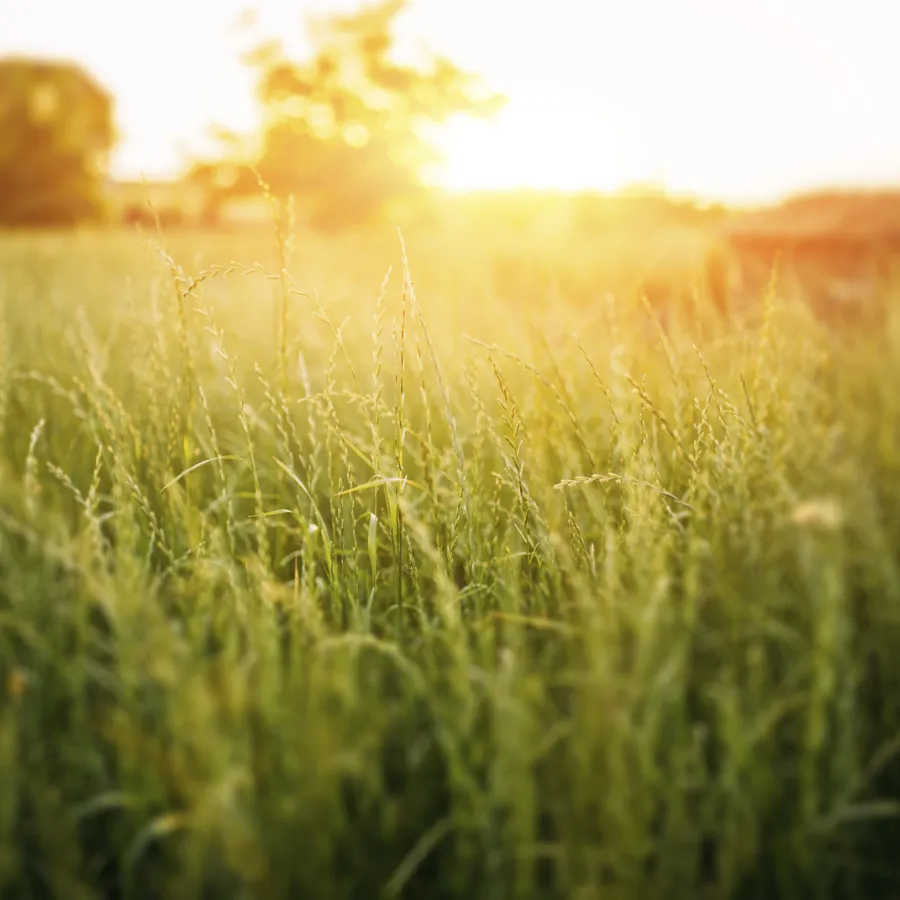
xmin=0 ymin=58 xmax=115 ymax=227
xmin=193 ymin=0 xmax=505 ymax=229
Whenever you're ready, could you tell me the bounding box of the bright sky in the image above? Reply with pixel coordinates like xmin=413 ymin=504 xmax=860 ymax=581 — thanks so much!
xmin=2 ymin=0 xmax=898 ymax=201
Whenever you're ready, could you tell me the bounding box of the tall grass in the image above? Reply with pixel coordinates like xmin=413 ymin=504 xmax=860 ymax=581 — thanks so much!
xmin=1 ymin=222 xmax=900 ymax=899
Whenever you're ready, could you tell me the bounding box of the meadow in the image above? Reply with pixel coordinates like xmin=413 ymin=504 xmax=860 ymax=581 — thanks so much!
xmin=1 ymin=211 xmax=900 ymax=899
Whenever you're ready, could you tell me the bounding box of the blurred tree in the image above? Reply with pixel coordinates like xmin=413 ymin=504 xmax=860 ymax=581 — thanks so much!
xmin=194 ymin=0 xmax=504 ymax=229
xmin=0 ymin=58 xmax=115 ymax=227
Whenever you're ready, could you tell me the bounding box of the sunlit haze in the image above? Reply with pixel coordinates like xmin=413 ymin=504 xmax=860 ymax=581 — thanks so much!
xmin=3 ymin=0 xmax=899 ymax=201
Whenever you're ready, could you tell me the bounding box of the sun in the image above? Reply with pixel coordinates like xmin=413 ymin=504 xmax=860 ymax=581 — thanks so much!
xmin=428 ymin=96 xmax=627 ymax=194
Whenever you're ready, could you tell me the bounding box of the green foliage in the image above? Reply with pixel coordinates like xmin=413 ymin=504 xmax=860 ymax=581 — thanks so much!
xmin=197 ymin=0 xmax=504 ymax=229
xmin=1 ymin=222 xmax=900 ymax=898
xmin=0 ymin=58 xmax=115 ymax=227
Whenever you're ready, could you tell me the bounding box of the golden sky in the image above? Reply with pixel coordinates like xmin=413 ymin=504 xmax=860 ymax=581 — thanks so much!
xmin=3 ymin=0 xmax=899 ymax=201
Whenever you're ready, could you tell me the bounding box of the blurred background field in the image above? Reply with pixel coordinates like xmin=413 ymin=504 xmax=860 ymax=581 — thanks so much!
xmin=3 ymin=1 xmax=900 ymax=898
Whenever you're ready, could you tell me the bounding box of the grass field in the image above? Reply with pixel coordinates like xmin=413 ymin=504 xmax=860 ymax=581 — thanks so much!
xmin=2 ymin=216 xmax=900 ymax=899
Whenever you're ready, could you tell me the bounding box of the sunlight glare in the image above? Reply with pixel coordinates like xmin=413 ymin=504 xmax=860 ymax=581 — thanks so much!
xmin=429 ymin=97 xmax=625 ymax=193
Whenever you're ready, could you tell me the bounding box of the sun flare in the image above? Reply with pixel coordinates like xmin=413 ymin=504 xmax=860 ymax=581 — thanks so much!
xmin=430 ymin=97 xmax=626 ymax=194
